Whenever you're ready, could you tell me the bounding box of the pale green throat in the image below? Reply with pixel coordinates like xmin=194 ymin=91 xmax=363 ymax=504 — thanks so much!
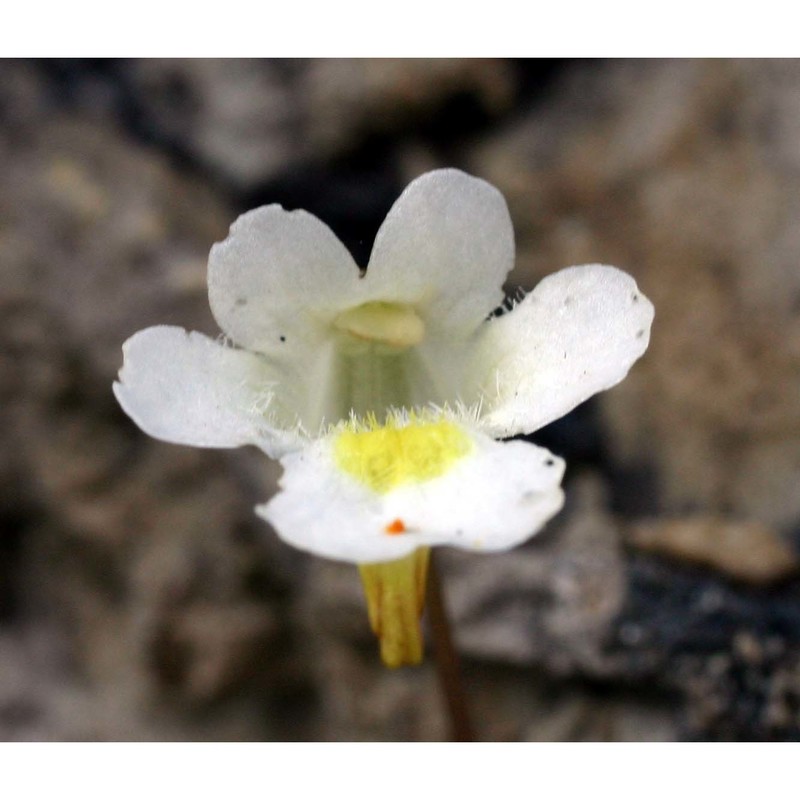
xmin=329 ymin=301 xmax=429 ymax=423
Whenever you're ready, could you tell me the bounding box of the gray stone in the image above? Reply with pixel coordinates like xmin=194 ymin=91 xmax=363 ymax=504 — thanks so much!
xmin=127 ymin=59 xmax=516 ymax=189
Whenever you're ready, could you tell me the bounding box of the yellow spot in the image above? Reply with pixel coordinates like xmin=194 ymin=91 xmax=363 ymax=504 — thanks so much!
xmin=359 ymin=548 xmax=430 ymax=668
xmin=385 ymin=518 xmax=406 ymax=535
xmin=334 ymin=414 xmax=472 ymax=493
xmin=333 ymin=301 xmax=425 ymax=349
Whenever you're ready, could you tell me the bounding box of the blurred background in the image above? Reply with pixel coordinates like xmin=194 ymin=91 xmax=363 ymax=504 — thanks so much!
xmin=1 ymin=58 xmax=799 ymax=741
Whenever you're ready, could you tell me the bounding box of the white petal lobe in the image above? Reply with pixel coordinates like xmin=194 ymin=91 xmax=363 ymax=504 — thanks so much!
xmin=474 ymin=264 xmax=654 ymax=438
xmin=365 ymin=169 xmax=515 ymax=335
xmin=114 ymin=325 xmax=301 ymax=456
xmin=258 ymin=425 xmax=565 ymax=564
xmin=208 ymin=204 xmax=363 ymax=354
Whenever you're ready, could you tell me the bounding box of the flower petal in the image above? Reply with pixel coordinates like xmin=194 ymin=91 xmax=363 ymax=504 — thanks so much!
xmin=207 ymin=204 xmax=363 ymax=354
xmin=364 ymin=169 xmax=515 ymax=336
xmin=114 ymin=326 xmax=303 ymax=456
xmin=257 ymin=420 xmax=565 ymax=564
xmin=473 ymin=264 xmax=655 ymax=438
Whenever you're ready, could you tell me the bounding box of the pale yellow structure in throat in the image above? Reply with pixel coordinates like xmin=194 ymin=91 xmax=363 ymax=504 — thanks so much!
xmin=333 ymin=301 xmax=425 ymax=349
xmin=334 ymin=417 xmax=473 ymax=494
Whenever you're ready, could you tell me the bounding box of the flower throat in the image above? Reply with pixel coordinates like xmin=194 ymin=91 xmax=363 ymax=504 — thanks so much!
xmin=332 ymin=301 xmax=426 ymax=421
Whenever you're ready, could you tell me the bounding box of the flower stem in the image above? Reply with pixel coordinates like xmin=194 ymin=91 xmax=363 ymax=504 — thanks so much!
xmin=359 ymin=549 xmax=430 ymax=668
xmin=426 ymin=553 xmax=474 ymax=742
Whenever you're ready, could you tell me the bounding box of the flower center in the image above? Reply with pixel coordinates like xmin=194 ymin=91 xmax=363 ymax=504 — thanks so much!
xmin=333 ymin=415 xmax=472 ymax=494
xmin=333 ymin=301 xmax=425 ymax=350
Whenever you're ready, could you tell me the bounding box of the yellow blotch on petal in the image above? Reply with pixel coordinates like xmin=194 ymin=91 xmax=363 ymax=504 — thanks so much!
xmin=334 ymin=415 xmax=472 ymax=494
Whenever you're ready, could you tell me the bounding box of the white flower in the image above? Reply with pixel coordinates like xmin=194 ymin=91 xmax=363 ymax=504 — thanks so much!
xmin=114 ymin=168 xmax=653 ymax=666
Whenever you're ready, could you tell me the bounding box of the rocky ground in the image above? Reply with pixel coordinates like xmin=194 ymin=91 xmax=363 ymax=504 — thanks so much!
xmin=1 ymin=58 xmax=798 ymax=740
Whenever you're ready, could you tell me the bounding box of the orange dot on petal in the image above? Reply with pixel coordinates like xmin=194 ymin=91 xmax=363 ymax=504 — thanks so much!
xmin=385 ymin=519 xmax=406 ymax=535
